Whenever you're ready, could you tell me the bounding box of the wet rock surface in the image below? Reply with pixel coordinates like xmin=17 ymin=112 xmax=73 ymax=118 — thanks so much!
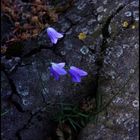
xmin=1 ymin=0 xmax=139 ymax=140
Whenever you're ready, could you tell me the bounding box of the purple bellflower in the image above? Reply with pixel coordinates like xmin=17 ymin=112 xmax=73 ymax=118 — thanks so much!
xmin=68 ymin=66 xmax=88 ymax=83
xmin=50 ymin=62 xmax=67 ymax=80
xmin=47 ymin=27 xmax=63 ymax=44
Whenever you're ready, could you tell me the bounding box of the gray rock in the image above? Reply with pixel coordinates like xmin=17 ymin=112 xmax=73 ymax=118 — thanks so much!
xmin=78 ymin=1 xmax=139 ymax=140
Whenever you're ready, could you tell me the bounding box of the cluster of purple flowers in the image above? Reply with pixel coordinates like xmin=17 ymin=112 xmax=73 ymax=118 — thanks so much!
xmin=45 ymin=27 xmax=88 ymax=83
xmin=50 ymin=62 xmax=88 ymax=83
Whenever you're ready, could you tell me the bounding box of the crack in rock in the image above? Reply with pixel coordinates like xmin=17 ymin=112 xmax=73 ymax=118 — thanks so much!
xmin=93 ymin=4 xmax=127 ymax=110
xmin=2 ymin=67 xmax=26 ymax=113
xmin=96 ymin=3 xmax=126 ymax=72
xmin=15 ymin=110 xmax=43 ymax=140
xmin=101 ymin=4 xmax=125 ymax=47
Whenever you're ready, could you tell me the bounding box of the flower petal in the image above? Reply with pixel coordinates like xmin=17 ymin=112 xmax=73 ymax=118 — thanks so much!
xmin=70 ymin=66 xmax=88 ymax=76
xmin=57 ymin=62 xmax=65 ymax=68
xmin=50 ymin=37 xmax=58 ymax=44
xmin=55 ymin=32 xmax=63 ymax=38
xmin=69 ymin=69 xmax=81 ymax=83
xmin=50 ymin=67 xmax=59 ymax=80
xmin=47 ymin=27 xmax=57 ymax=33
xmin=52 ymin=63 xmax=67 ymax=75
xmin=47 ymin=31 xmax=58 ymax=44
xmin=54 ymin=67 xmax=67 ymax=75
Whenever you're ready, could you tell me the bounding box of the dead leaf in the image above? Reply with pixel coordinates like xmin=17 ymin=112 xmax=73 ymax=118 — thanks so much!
xmin=31 ymin=16 xmax=39 ymax=23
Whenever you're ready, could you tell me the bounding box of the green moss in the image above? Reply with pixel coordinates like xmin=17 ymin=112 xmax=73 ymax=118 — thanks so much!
xmin=91 ymin=29 xmax=102 ymax=39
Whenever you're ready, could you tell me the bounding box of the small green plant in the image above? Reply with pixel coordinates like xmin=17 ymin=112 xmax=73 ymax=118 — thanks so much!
xmin=1 ymin=110 xmax=9 ymax=117
xmin=53 ymin=103 xmax=93 ymax=132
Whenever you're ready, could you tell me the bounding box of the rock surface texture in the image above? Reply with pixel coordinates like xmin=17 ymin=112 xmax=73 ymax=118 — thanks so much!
xmin=78 ymin=0 xmax=139 ymax=140
xmin=1 ymin=0 xmax=139 ymax=140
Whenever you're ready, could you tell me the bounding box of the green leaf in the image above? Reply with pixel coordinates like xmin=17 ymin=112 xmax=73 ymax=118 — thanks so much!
xmin=77 ymin=112 xmax=88 ymax=118
xmin=1 ymin=110 xmax=9 ymax=116
xmin=68 ymin=118 xmax=77 ymax=131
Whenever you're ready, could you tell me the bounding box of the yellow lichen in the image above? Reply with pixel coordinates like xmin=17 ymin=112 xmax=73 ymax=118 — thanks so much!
xmin=78 ymin=32 xmax=87 ymax=40
xmin=131 ymin=25 xmax=136 ymax=29
xmin=122 ymin=21 xmax=129 ymax=28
